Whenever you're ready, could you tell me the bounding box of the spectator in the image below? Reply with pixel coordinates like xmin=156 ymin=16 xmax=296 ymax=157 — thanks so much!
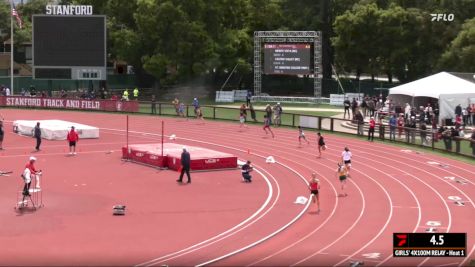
xmin=470 ymin=128 xmax=475 ymax=156
xmin=455 ymin=104 xmax=462 ymax=117
xmin=368 ymin=116 xmax=375 ymax=141
xmin=455 ymin=114 xmax=462 ymax=129
xmin=389 ymin=114 xmax=397 ymax=141
xmin=425 ymin=104 xmax=433 ymax=124
xmin=151 ymin=95 xmax=157 ymax=114
xmin=192 ymin=98 xmax=200 ymax=115
xmin=249 ymin=103 xmax=257 ymax=122
xmin=397 ymin=114 xmax=404 ymax=139
xmin=367 ymin=97 xmax=375 ymax=117
xmin=419 ymin=106 xmax=426 ymax=124
xmin=178 ymin=102 xmax=186 ymax=118
xmin=133 ymin=87 xmax=139 ymax=100
xmin=173 ymin=98 xmax=180 ymax=116
xmin=263 ymin=115 xmax=274 ymax=138
xmin=420 ymin=122 xmax=428 ymax=145
xmin=60 ymin=89 xmax=68 ymax=98
xmin=100 ymin=87 xmax=107 ymax=99
xmin=246 ymin=90 xmax=252 ymax=107
xmin=404 ymin=103 xmax=411 ymax=122
xmin=442 ymin=126 xmax=452 ymax=150
xmin=354 ymin=109 xmax=364 ymax=136
xmin=20 ymin=88 xmax=26 ymax=96
xmin=409 ymin=116 xmax=417 ymax=143
xmin=5 ymin=87 xmax=10 ymax=96
xmin=273 ymin=103 xmax=282 ymax=127
xmin=122 ymin=89 xmax=129 ymax=101
xmin=351 ymin=98 xmax=358 ymax=119
xmin=451 ymin=126 xmax=459 ymax=149
xmin=343 ymin=98 xmax=351 ymax=119
xmin=378 ymin=116 xmax=385 ymax=140
xmin=471 ymin=104 xmax=475 ymax=126
xmin=239 ymin=104 xmax=247 ymax=128
xmin=265 ymin=104 xmax=272 ymax=125
xmin=462 ymin=106 xmax=469 ymax=126
xmin=466 ymin=104 xmax=472 ymax=125
xmin=111 ymin=94 xmax=119 ymax=101
xmin=361 ymin=97 xmax=368 ymax=118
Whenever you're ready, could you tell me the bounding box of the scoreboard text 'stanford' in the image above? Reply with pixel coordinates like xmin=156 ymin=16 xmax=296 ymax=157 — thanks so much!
xmin=45 ymin=5 xmax=93 ymax=15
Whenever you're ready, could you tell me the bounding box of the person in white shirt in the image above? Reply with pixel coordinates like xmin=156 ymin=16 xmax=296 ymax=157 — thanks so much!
xmin=404 ymin=103 xmax=411 ymax=122
xmin=341 ymin=147 xmax=352 ymax=177
xmin=5 ymin=87 xmax=10 ymax=96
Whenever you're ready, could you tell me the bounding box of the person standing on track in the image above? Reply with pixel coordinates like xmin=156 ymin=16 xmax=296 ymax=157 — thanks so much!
xmin=317 ymin=132 xmax=326 ymax=157
xmin=263 ymin=115 xmax=274 ymax=138
xmin=67 ymin=126 xmax=79 ymax=155
xmin=33 ymin=122 xmax=42 ymax=151
xmin=336 ymin=163 xmax=348 ymax=197
xmin=177 ymin=147 xmax=191 ymax=184
xmin=308 ymin=173 xmax=321 ymax=213
xmin=298 ymin=126 xmax=310 ymax=145
xmin=241 ymin=160 xmax=253 ymax=183
xmin=341 ymin=147 xmax=352 ymax=177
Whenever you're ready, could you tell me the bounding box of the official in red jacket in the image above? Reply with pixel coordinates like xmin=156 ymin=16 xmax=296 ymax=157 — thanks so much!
xmin=67 ymin=126 xmax=79 ymax=155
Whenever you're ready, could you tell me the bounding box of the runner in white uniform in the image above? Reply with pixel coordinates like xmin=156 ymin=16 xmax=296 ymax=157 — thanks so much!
xmin=298 ymin=126 xmax=310 ymax=145
xmin=341 ymin=147 xmax=352 ymax=177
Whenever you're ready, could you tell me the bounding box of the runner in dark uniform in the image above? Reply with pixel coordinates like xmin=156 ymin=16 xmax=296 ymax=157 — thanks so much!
xmin=317 ymin=132 xmax=326 ymax=158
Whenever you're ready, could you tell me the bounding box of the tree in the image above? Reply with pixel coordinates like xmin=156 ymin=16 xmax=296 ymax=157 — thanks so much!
xmin=332 ymin=3 xmax=382 ymax=78
xmin=439 ymin=18 xmax=475 ymax=72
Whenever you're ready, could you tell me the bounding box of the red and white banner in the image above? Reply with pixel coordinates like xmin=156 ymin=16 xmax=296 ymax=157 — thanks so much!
xmin=0 ymin=96 xmax=139 ymax=112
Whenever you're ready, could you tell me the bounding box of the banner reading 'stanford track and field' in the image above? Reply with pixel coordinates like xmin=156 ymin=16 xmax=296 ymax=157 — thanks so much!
xmin=0 ymin=96 xmax=139 ymax=112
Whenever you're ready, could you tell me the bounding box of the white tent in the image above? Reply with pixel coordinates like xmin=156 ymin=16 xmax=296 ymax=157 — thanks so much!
xmin=388 ymin=72 xmax=475 ymax=124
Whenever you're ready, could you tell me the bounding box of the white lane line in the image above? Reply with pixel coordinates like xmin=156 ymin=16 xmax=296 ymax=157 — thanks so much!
xmin=136 ymin=166 xmax=276 ymax=267
xmin=289 ymin=178 xmax=366 ymax=267
xmin=459 ymin=244 xmax=475 ymax=267
xmin=194 ymin=163 xmax=323 ymax=267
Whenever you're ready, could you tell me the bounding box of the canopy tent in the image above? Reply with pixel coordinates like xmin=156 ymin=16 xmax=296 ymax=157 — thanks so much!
xmin=388 ymin=72 xmax=475 ymax=124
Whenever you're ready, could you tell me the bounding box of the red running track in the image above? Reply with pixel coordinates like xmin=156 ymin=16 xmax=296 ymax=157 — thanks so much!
xmin=0 ymin=109 xmax=473 ymax=267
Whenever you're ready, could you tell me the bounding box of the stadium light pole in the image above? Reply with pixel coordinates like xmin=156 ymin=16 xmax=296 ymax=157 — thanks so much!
xmin=10 ymin=0 xmax=14 ymax=95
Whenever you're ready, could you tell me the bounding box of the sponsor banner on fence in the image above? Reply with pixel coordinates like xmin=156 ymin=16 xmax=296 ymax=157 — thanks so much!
xmin=0 ymin=96 xmax=139 ymax=112
xmin=299 ymin=115 xmax=319 ymax=129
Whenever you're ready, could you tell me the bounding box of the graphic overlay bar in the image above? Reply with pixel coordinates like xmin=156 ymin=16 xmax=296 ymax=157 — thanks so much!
xmin=393 ymin=233 xmax=466 ymax=257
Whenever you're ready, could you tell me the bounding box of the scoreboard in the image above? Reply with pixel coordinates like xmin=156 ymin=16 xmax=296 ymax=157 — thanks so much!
xmin=33 ymin=15 xmax=106 ymax=80
xmin=264 ymin=43 xmax=311 ymax=75
xmin=393 ymin=233 xmax=466 ymax=257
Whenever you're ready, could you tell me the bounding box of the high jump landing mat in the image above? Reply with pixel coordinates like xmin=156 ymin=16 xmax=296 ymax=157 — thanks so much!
xmin=122 ymin=143 xmax=238 ymax=171
xmin=13 ymin=119 xmax=99 ymax=140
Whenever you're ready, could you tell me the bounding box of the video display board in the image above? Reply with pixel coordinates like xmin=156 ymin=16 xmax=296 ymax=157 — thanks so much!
xmin=264 ymin=43 xmax=311 ymax=75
